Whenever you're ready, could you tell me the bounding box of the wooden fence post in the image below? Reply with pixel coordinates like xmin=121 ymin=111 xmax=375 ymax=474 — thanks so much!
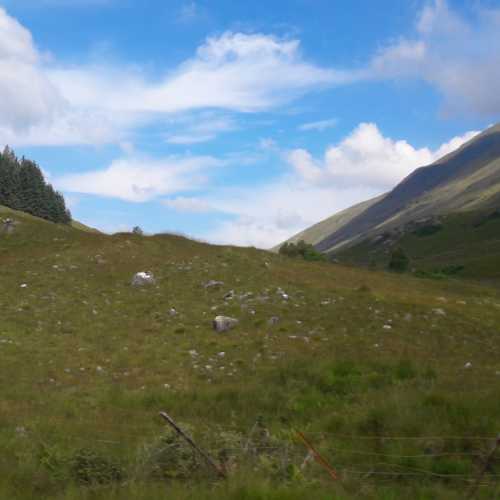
xmin=159 ymin=411 xmax=226 ymax=479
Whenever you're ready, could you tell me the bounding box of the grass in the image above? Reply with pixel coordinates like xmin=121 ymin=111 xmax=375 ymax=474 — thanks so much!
xmin=1 ymin=205 xmax=500 ymax=498
xmin=336 ymin=209 xmax=500 ymax=284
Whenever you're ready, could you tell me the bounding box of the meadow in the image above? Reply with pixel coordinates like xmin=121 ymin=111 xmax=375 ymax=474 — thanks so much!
xmin=1 ymin=205 xmax=499 ymax=499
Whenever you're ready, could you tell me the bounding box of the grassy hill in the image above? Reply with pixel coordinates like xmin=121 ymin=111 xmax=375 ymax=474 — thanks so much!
xmin=280 ymin=123 xmax=500 ymax=257
xmin=336 ymin=209 xmax=500 ymax=284
xmin=1 ymin=209 xmax=500 ymax=499
xmin=273 ymin=194 xmax=385 ymax=251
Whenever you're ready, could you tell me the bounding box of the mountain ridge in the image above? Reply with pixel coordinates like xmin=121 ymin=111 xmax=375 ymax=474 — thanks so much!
xmin=279 ymin=123 xmax=500 ymax=255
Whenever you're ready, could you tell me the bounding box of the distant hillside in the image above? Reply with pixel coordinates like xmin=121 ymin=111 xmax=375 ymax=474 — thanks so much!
xmin=273 ymin=194 xmax=385 ymax=250
xmin=0 ymin=146 xmax=71 ymax=224
xmin=279 ymin=123 xmax=500 ymax=259
xmin=336 ymin=209 xmax=500 ymax=284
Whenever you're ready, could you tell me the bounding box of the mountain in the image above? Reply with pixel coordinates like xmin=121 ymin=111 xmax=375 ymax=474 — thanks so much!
xmin=1 ymin=201 xmax=500 ymax=499
xmin=280 ymin=123 xmax=500 ymax=259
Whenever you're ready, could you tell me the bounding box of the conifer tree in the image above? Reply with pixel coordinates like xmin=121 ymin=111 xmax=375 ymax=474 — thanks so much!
xmin=0 ymin=146 xmax=72 ymax=224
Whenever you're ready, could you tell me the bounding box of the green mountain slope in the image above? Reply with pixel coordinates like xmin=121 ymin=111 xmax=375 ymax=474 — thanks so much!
xmin=1 ymin=209 xmax=500 ymax=499
xmin=317 ymin=123 xmax=500 ymax=252
xmin=273 ymin=194 xmax=385 ymax=250
xmin=279 ymin=124 xmax=500 ymax=261
xmin=336 ymin=209 xmax=500 ymax=283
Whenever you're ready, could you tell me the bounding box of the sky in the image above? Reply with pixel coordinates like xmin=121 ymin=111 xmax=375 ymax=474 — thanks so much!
xmin=1 ymin=0 xmax=500 ymax=247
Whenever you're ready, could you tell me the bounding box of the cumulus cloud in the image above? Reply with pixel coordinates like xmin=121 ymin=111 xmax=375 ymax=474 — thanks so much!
xmin=371 ymin=0 xmax=500 ymax=115
xmin=56 ymin=155 xmax=220 ymax=202
xmin=287 ymin=123 xmax=479 ymax=189
xmin=185 ymin=123 xmax=479 ymax=248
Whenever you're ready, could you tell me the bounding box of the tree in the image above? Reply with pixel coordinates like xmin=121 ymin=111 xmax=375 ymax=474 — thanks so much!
xmin=0 ymin=146 xmax=71 ymax=224
xmin=388 ymin=247 xmax=409 ymax=272
xmin=132 ymin=226 xmax=144 ymax=236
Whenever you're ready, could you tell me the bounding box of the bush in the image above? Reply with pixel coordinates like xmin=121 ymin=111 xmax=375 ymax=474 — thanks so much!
xmin=388 ymin=247 xmax=409 ymax=272
xmin=279 ymin=240 xmax=325 ymax=262
xmin=70 ymin=448 xmax=123 ymax=485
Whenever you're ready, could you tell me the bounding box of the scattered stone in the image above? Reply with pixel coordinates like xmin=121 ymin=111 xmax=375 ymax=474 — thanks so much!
xmin=383 ymin=324 xmax=392 ymax=330
xmin=20 ymin=283 xmax=28 ymax=288
xmin=404 ymin=313 xmax=413 ymax=322
xmin=213 ymin=315 xmax=239 ymax=332
xmin=168 ymin=308 xmax=177 ymax=317
xmin=218 ymin=352 xmax=226 ymax=358
xmin=131 ymin=272 xmax=156 ymax=287
xmin=204 ymin=280 xmax=224 ymax=289
xmin=224 ymin=290 xmax=235 ymax=300
xmin=268 ymin=316 xmax=280 ymax=326
xmin=433 ymin=308 xmax=446 ymax=316
xmin=464 ymin=362 xmax=472 ymax=369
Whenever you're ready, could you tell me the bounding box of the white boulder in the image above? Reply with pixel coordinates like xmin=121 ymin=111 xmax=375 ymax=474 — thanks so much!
xmin=131 ymin=272 xmax=156 ymax=286
xmin=213 ymin=315 xmax=239 ymax=333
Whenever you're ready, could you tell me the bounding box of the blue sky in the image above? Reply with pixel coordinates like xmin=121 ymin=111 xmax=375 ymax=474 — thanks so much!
xmin=1 ymin=0 xmax=499 ymax=247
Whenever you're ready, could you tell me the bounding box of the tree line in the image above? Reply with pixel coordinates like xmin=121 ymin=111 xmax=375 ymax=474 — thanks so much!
xmin=0 ymin=146 xmax=71 ymax=224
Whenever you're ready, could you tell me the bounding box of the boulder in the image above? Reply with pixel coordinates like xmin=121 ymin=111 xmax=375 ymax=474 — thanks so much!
xmin=213 ymin=315 xmax=238 ymax=332
xmin=131 ymin=272 xmax=156 ymax=286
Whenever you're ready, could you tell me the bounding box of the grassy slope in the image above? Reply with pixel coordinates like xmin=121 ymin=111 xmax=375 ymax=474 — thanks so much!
xmin=337 ymin=210 xmax=500 ymax=284
xmin=1 ymin=209 xmax=500 ymax=499
xmin=273 ymin=195 xmax=384 ymax=251
xmin=313 ymin=124 xmax=500 ymax=253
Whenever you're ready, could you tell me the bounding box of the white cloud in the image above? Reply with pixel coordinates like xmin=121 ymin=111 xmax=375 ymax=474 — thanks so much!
xmin=56 ymin=155 xmax=220 ymax=202
xmin=0 ymin=6 xmax=349 ymax=146
xmin=371 ymin=0 xmax=500 ymax=115
xmin=162 ymin=196 xmax=215 ymax=213
xmin=51 ymin=32 xmax=347 ymax=115
xmin=166 ymin=115 xmax=237 ymax=144
xmin=194 ymin=123 xmax=479 ymax=248
xmin=287 ymin=122 xmax=479 ymax=189
xmin=299 ymin=118 xmax=338 ymax=131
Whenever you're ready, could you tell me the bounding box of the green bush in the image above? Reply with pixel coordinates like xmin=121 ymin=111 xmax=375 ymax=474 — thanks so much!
xmin=70 ymin=448 xmax=123 ymax=485
xmin=388 ymin=247 xmax=410 ymax=272
xmin=279 ymin=240 xmax=325 ymax=262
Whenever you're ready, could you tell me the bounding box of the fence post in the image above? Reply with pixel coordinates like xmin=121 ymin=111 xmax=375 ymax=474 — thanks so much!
xmin=159 ymin=411 xmax=226 ymax=479
xmin=296 ymin=431 xmax=338 ymax=480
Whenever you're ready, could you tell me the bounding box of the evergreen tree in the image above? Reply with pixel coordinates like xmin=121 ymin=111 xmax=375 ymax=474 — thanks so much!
xmin=0 ymin=146 xmax=72 ymax=224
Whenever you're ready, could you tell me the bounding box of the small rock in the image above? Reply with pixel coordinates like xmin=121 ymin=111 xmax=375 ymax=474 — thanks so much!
xmin=204 ymin=280 xmax=224 ymax=289
xmin=213 ymin=315 xmax=239 ymax=333
xmin=464 ymin=362 xmax=472 ymax=369
xmin=268 ymin=316 xmax=280 ymax=326
xmin=383 ymin=325 xmax=392 ymax=330
xmin=168 ymin=308 xmax=177 ymax=316
xmin=131 ymin=272 xmax=156 ymax=287
xmin=433 ymin=308 xmax=446 ymax=316
xmin=20 ymin=283 xmax=28 ymax=288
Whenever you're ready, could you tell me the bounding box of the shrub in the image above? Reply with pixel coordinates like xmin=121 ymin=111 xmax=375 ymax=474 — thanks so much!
xmin=279 ymin=240 xmax=325 ymax=262
xmin=70 ymin=448 xmax=123 ymax=485
xmin=388 ymin=247 xmax=409 ymax=272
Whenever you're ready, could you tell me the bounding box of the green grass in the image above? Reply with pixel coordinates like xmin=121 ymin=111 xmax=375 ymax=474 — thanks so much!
xmin=336 ymin=210 xmax=500 ymax=284
xmin=1 ymin=206 xmax=500 ymax=499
